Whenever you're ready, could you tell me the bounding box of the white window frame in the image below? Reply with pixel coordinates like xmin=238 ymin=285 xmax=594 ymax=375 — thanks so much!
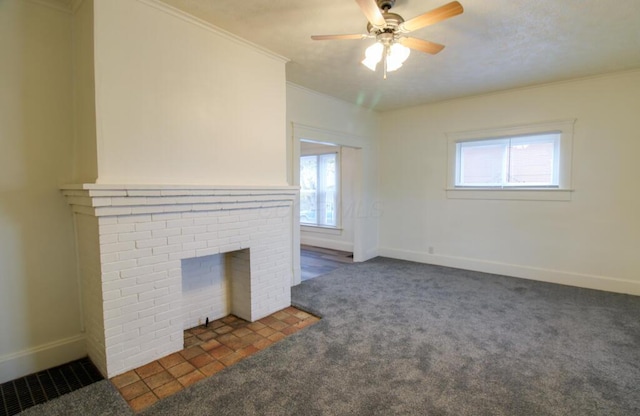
xmin=446 ymin=119 xmax=575 ymax=201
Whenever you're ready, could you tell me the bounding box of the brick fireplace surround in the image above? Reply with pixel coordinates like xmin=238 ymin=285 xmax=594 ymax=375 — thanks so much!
xmin=62 ymin=184 xmax=297 ymax=379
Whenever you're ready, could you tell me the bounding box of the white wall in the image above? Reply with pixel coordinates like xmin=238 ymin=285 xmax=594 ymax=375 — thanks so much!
xmin=92 ymin=0 xmax=288 ymax=186
xmin=378 ymin=70 xmax=640 ymax=295
xmin=72 ymin=0 xmax=98 ymax=183
xmin=287 ymin=83 xmax=380 ymax=265
xmin=0 ymin=0 xmax=84 ymax=383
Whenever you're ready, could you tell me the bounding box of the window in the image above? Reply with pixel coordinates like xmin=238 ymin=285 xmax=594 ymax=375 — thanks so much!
xmin=447 ymin=119 xmax=575 ymax=201
xmin=455 ymin=133 xmax=560 ymax=187
xmin=300 ymin=152 xmax=338 ymax=226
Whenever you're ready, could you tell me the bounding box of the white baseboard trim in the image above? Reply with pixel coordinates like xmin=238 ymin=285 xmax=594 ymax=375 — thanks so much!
xmin=378 ymin=247 xmax=640 ymax=296
xmin=301 ymin=236 xmax=353 ymax=253
xmin=0 ymin=334 xmax=86 ymax=383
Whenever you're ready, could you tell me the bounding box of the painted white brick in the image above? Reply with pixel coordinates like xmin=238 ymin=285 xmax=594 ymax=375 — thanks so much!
xmin=152 ymin=212 xmax=181 ymax=221
xmin=152 ymin=228 xmax=181 ymax=238
xmin=168 ymin=235 xmax=194 ymax=245
xmin=117 ymin=215 xmax=152 ymax=224
xmin=102 ymin=259 xmax=138 ymax=274
xmin=137 ymin=254 xmax=169 ymax=266
xmin=135 ymin=221 xmax=166 ymax=231
xmin=167 ymin=218 xmax=194 ymax=228
xmin=101 ymin=241 xmax=136 ymax=254
xmin=135 ymin=238 xmax=167 ymax=249
xmin=118 ymin=248 xmax=153 ymax=261
xmin=118 ymin=231 xmax=152 ymax=242
xmin=120 ymin=265 xmax=156 ymax=279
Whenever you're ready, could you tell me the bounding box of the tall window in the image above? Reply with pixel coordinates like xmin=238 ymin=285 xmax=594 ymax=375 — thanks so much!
xmin=455 ymin=133 xmax=560 ymax=187
xmin=300 ymin=153 xmax=338 ymax=227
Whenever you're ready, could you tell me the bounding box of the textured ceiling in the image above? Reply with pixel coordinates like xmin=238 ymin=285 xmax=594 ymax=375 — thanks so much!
xmin=158 ymin=0 xmax=640 ymax=111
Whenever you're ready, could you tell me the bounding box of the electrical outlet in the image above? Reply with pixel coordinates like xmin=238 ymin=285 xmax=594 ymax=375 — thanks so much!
xmin=428 ymin=246 xmax=434 ymax=254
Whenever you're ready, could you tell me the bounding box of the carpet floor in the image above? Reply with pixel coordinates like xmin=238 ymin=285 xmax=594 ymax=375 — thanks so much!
xmin=21 ymin=257 xmax=640 ymax=415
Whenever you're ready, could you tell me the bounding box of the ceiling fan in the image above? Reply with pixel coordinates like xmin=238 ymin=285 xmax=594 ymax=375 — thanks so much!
xmin=311 ymin=0 xmax=463 ymax=78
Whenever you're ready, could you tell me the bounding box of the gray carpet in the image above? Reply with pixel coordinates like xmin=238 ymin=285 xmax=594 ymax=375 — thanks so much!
xmin=21 ymin=257 xmax=640 ymax=415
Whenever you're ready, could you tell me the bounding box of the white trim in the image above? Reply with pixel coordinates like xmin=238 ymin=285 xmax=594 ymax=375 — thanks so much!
xmin=378 ymin=247 xmax=640 ymax=296
xmin=301 ymin=236 xmax=353 ymax=253
xmin=445 ymin=188 xmax=573 ymax=201
xmin=136 ymin=0 xmax=289 ymax=64
xmin=0 ymin=334 xmax=86 ymax=384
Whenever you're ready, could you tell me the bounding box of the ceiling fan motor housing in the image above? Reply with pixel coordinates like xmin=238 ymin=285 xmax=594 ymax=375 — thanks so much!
xmin=366 ymin=12 xmax=404 ymax=34
xmin=377 ymin=0 xmax=395 ymax=11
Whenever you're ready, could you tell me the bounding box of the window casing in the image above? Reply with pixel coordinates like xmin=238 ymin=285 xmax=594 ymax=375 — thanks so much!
xmin=447 ymin=119 xmax=575 ymax=201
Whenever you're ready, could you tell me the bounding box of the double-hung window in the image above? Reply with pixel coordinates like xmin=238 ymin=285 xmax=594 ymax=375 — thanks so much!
xmin=447 ymin=119 xmax=575 ymax=200
xmin=300 ymin=152 xmax=339 ymax=227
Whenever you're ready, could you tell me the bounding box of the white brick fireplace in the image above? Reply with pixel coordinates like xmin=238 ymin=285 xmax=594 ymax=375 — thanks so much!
xmin=62 ymin=184 xmax=297 ymax=378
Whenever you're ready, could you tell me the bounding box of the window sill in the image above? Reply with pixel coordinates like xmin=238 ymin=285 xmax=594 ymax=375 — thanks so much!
xmin=301 ymin=225 xmax=342 ymax=235
xmin=445 ymin=188 xmax=573 ymax=201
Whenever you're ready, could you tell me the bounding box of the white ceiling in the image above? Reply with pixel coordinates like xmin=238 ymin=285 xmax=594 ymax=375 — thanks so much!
xmin=158 ymin=0 xmax=640 ymax=111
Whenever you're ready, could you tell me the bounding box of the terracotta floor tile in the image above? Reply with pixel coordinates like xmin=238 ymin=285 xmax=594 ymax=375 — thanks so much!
xmin=281 ymin=325 xmax=301 ymax=336
xmin=184 ymin=336 xmax=201 ymax=348
xmin=284 ymin=306 xmax=299 ymax=314
xmin=216 ymin=333 xmax=239 ymax=345
xmin=266 ymin=320 xmax=289 ymax=331
xmin=119 ymin=380 xmax=150 ymax=401
xmin=200 ymin=361 xmax=226 ymax=377
xmin=200 ymin=338 xmax=222 ymax=351
xmin=232 ymin=327 xmax=252 ymax=337
xmin=221 ymin=315 xmax=239 ymax=324
xmin=208 ymin=320 xmax=225 ymax=330
xmin=143 ymin=370 xmax=174 ymax=390
xmin=238 ymin=345 xmax=259 ymax=358
xmin=219 ymin=334 xmax=252 ymax=351
xmin=153 ymin=380 xmax=183 ymax=400
xmin=180 ymin=346 xmax=205 ymax=360
xmin=167 ymin=361 xmax=196 ymax=379
xmin=189 ymin=352 xmax=214 ymax=369
xmin=272 ymin=311 xmax=290 ymax=321
xmin=135 ymin=361 xmax=164 ymax=379
xmin=219 ymin=351 xmax=244 ymax=367
xmin=252 ymin=338 xmax=273 ymax=350
xmin=257 ymin=327 xmax=276 ymax=337
xmin=239 ymin=332 xmax=262 ymax=345
xmin=197 ymin=331 xmax=216 ymax=341
xmin=246 ymin=321 xmax=266 ymax=331
xmin=258 ymin=316 xmax=278 ymax=326
xmin=159 ymin=352 xmax=185 ymax=369
xmin=268 ymin=332 xmax=286 ymax=342
xmin=178 ymin=370 xmax=206 ymax=387
xmin=189 ymin=326 xmax=207 ymax=335
xmin=128 ymin=391 xmax=158 ymax=413
xmin=215 ymin=325 xmax=234 ymax=335
xmin=282 ymin=315 xmax=301 ymax=325
xmin=293 ymin=310 xmax=312 ymax=319
xmin=209 ymin=345 xmax=233 ymax=360
xmin=111 ymin=370 xmax=140 ymax=389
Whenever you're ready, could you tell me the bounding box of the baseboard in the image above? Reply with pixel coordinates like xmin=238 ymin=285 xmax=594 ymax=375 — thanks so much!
xmin=0 ymin=334 xmax=86 ymax=384
xmin=378 ymin=247 xmax=640 ymax=296
xmin=300 ymin=236 xmax=354 ymax=253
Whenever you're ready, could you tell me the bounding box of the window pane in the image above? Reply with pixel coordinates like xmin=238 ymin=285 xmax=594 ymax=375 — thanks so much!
xmin=458 ymin=141 xmax=506 ymax=186
xmin=300 ymin=156 xmax=317 ymax=224
xmin=319 ymin=154 xmax=337 ymax=226
xmin=508 ymin=135 xmax=557 ymax=185
xmin=456 ymin=134 xmax=559 ymax=187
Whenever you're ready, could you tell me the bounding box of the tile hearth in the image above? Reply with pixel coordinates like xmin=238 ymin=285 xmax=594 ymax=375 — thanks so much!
xmin=111 ymin=306 xmax=319 ymax=412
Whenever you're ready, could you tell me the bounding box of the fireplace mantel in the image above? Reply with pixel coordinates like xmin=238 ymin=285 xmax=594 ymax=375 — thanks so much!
xmin=62 ymin=184 xmax=298 ymax=378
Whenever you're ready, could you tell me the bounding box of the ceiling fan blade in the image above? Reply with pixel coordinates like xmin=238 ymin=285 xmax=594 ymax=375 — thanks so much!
xmin=311 ymin=34 xmax=367 ymax=41
xmin=355 ymin=0 xmax=386 ymax=28
xmin=399 ymin=1 xmax=463 ymax=33
xmin=399 ymin=37 xmax=445 ymax=54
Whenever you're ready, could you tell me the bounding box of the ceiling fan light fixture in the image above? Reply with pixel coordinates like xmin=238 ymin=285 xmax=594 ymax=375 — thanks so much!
xmin=362 ymin=41 xmax=410 ymax=73
xmin=386 ymin=42 xmax=410 ymax=71
xmin=362 ymin=42 xmax=384 ymax=71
